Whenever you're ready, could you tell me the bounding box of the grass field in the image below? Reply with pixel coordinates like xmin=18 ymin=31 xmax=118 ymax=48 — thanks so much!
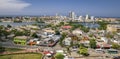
xmin=0 ymin=53 xmax=42 ymax=59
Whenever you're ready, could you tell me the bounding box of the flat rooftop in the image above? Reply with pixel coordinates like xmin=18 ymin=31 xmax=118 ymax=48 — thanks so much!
xmin=14 ymin=36 xmax=28 ymax=40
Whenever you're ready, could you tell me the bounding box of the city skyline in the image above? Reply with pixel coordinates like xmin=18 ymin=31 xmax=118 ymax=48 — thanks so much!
xmin=0 ymin=0 xmax=120 ymax=17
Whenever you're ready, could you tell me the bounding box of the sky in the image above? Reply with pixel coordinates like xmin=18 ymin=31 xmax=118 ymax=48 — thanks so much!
xmin=0 ymin=0 xmax=120 ymax=17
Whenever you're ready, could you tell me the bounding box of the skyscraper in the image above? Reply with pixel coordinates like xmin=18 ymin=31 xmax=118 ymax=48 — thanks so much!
xmin=69 ymin=11 xmax=75 ymax=20
xmin=85 ymin=14 xmax=89 ymax=20
xmin=78 ymin=16 xmax=83 ymax=21
xmin=91 ymin=16 xmax=94 ymax=20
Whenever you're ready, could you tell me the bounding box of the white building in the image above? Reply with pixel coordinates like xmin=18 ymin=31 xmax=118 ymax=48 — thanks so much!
xmin=63 ymin=37 xmax=72 ymax=46
xmin=69 ymin=11 xmax=75 ymax=20
xmin=72 ymin=29 xmax=83 ymax=35
xmin=78 ymin=16 xmax=83 ymax=21
xmin=101 ymin=37 xmax=108 ymax=43
xmin=85 ymin=14 xmax=89 ymax=20
xmin=91 ymin=16 xmax=94 ymax=21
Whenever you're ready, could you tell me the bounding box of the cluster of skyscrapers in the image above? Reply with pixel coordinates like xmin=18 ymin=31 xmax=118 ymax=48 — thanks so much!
xmin=69 ymin=11 xmax=95 ymax=22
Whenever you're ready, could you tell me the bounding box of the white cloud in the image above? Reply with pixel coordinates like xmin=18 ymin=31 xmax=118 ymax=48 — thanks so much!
xmin=0 ymin=0 xmax=31 ymax=12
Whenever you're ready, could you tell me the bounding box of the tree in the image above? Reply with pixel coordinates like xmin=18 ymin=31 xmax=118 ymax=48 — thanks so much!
xmin=7 ymin=24 xmax=12 ymax=28
xmin=60 ymin=22 xmax=64 ymax=26
xmin=89 ymin=34 xmax=94 ymax=37
xmin=77 ymin=50 xmax=81 ymax=57
xmin=51 ymin=25 xmax=57 ymax=30
xmin=15 ymin=31 xmax=24 ymax=36
xmin=66 ymin=47 xmax=71 ymax=55
xmin=46 ymin=24 xmax=52 ymax=28
xmin=59 ymin=32 xmax=67 ymax=47
xmin=80 ymin=27 xmax=89 ymax=33
xmin=71 ymin=24 xmax=81 ymax=30
xmin=89 ymin=39 xmax=96 ymax=49
xmin=31 ymin=33 xmax=38 ymax=38
xmin=14 ymin=20 xmax=22 ymax=23
xmin=55 ymin=30 xmax=60 ymax=35
xmin=97 ymin=21 xmax=108 ymax=30
xmin=24 ymin=31 xmax=30 ymax=36
xmin=112 ymin=43 xmax=120 ymax=49
xmin=78 ymin=45 xmax=89 ymax=56
xmin=2 ymin=30 xmax=10 ymax=38
xmin=0 ymin=25 xmax=4 ymax=29
xmin=106 ymin=33 xmax=114 ymax=38
xmin=55 ymin=53 xmax=64 ymax=59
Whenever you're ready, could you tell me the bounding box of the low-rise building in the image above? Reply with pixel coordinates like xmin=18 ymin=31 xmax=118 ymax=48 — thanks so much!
xmin=72 ymin=29 xmax=82 ymax=35
xmin=107 ymin=24 xmax=120 ymax=32
xmin=61 ymin=25 xmax=72 ymax=30
xmin=80 ymin=37 xmax=90 ymax=47
xmin=101 ymin=37 xmax=108 ymax=43
xmin=42 ymin=28 xmax=55 ymax=35
xmin=13 ymin=36 xmax=29 ymax=45
xmin=96 ymin=40 xmax=111 ymax=49
xmin=63 ymin=37 xmax=72 ymax=46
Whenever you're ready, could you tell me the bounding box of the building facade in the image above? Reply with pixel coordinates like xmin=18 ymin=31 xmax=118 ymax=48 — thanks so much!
xmin=13 ymin=36 xmax=28 ymax=45
xmin=107 ymin=24 xmax=120 ymax=32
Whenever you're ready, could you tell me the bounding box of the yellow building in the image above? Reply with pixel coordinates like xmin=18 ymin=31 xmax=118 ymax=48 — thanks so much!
xmin=107 ymin=24 xmax=120 ymax=32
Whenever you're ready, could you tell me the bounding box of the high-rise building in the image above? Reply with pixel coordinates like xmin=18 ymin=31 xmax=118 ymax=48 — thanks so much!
xmin=78 ymin=16 xmax=83 ymax=21
xmin=85 ymin=14 xmax=89 ymax=20
xmin=69 ymin=11 xmax=75 ymax=20
xmin=91 ymin=16 xmax=94 ymax=20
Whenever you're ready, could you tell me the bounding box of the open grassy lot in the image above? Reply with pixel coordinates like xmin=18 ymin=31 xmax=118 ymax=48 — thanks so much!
xmin=0 ymin=53 xmax=42 ymax=59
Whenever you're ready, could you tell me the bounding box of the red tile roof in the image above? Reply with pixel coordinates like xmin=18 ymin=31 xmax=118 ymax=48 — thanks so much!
xmin=62 ymin=26 xmax=72 ymax=29
xmin=43 ymin=51 xmax=50 ymax=55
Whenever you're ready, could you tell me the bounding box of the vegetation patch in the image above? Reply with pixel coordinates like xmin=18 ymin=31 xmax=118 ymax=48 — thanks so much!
xmin=5 ymin=48 xmax=24 ymax=52
xmin=0 ymin=53 xmax=42 ymax=59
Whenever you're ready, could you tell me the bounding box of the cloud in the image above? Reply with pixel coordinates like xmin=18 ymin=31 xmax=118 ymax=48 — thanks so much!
xmin=0 ymin=0 xmax=31 ymax=12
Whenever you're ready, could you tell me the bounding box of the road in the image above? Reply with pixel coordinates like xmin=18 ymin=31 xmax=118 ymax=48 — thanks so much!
xmin=1 ymin=40 xmax=120 ymax=59
xmin=0 ymin=40 xmax=63 ymax=50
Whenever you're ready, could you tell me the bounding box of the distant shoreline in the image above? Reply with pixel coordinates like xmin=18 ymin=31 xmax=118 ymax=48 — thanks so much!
xmin=0 ymin=15 xmax=120 ymax=18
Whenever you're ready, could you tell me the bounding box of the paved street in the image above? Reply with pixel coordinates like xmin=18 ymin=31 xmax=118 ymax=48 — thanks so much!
xmin=1 ymin=40 xmax=120 ymax=59
xmin=0 ymin=40 xmax=63 ymax=50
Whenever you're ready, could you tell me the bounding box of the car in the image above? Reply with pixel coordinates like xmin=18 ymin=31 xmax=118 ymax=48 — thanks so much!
xmin=72 ymin=48 xmax=77 ymax=51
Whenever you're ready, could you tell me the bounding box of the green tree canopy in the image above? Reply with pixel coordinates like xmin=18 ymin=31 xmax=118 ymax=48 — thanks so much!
xmin=7 ymin=24 xmax=12 ymax=28
xmin=55 ymin=30 xmax=60 ymax=35
xmin=59 ymin=22 xmax=64 ymax=26
xmin=55 ymin=53 xmax=64 ymax=59
xmin=80 ymin=27 xmax=90 ymax=33
xmin=89 ymin=39 xmax=96 ymax=49
xmin=97 ymin=21 xmax=108 ymax=30
xmin=78 ymin=45 xmax=89 ymax=56
xmin=59 ymin=32 xmax=67 ymax=47
xmin=112 ymin=43 xmax=120 ymax=49
xmin=31 ymin=33 xmax=38 ymax=38
xmin=15 ymin=31 xmax=24 ymax=36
